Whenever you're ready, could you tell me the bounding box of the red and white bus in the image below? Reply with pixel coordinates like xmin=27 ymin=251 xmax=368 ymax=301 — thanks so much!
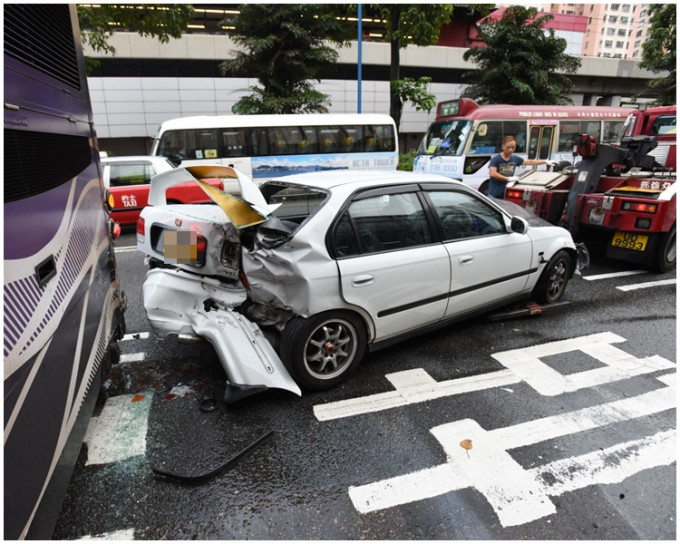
xmin=414 ymin=98 xmax=632 ymax=192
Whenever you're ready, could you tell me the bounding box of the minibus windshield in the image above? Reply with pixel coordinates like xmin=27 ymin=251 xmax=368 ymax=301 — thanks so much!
xmin=417 ymin=120 xmax=472 ymax=156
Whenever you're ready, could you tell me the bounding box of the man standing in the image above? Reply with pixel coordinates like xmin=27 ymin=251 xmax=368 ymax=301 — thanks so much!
xmin=488 ymin=135 xmax=556 ymax=197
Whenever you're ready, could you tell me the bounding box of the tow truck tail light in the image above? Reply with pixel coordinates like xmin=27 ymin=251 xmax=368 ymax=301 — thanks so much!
xmin=136 ymin=216 xmax=145 ymax=241
xmin=623 ymin=202 xmax=658 ymax=214
xmin=506 ymin=189 xmax=523 ymax=199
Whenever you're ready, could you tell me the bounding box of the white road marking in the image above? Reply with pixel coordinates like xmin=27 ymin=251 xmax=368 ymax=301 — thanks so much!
xmin=314 ymin=368 xmax=521 ymax=421
xmin=122 ymin=332 xmax=151 ymax=341
xmin=616 ymin=278 xmax=676 ymax=291
xmin=84 ymin=392 xmax=153 ymax=466
xmin=114 ymin=245 xmax=138 ymax=253
xmin=119 ymin=352 xmax=147 ymax=364
xmin=78 ymin=529 xmax=136 ymax=540
xmin=491 ymin=331 xmax=674 ymax=396
xmin=314 ymin=332 xmax=674 ymax=420
xmin=582 ymin=270 xmax=647 ymax=281
xmin=349 ymin=376 xmax=676 ymax=527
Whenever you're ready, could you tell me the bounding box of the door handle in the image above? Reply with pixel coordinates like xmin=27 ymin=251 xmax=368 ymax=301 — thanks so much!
xmin=458 ymin=256 xmax=474 ymax=266
xmin=352 ymin=274 xmax=375 ymax=287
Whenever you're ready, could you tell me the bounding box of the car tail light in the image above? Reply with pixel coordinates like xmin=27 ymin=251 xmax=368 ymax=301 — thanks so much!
xmin=240 ymin=271 xmax=251 ymax=290
xmin=506 ymin=189 xmax=523 ymax=199
xmin=196 ymin=234 xmax=207 ymax=265
xmin=136 ymin=216 xmax=145 ymax=241
xmin=109 ymin=219 xmax=121 ymax=240
xmin=622 ymin=201 xmax=658 ymax=214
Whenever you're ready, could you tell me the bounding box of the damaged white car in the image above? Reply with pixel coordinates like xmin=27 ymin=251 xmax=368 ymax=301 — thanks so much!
xmin=137 ymin=166 xmax=586 ymax=402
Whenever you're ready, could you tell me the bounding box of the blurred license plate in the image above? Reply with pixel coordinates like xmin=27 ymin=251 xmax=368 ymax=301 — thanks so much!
xmin=611 ymin=231 xmax=648 ymax=252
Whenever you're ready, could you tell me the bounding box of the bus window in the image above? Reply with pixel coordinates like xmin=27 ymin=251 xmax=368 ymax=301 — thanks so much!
xmin=558 ymin=121 xmax=608 ymax=151
xmin=469 ymin=121 xmax=526 ymax=154
xmin=250 ymin=127 xmax=269 ymax=157
xmin=220 ymin=128 xmax=247 ymax=157
xmin=300 ymin=126 xmax=318 ymax=154
xmin=371 ymin=124 xmax=397 ymax=152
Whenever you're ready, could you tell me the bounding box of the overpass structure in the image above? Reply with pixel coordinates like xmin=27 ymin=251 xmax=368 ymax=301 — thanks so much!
xmin=86 ymin=34 xmax=663 ymax=155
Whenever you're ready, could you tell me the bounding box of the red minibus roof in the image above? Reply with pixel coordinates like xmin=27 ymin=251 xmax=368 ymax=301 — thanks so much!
xmin=436 ymin=99 xmax=632 ymax=122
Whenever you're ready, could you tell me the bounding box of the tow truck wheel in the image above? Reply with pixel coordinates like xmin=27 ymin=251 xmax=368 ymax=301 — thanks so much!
xmin=653 ymin=225 xmax=676 ymax=273
xmin=532 ymin=250 xmax=572 ymax=304
xmin=280 ymin=311 xmax=367 ymax=391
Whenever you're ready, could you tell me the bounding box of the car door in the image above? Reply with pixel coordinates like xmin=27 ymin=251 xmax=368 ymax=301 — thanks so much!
xmin=333 ymin=187 xmax=451 ymax=342
xmin=424 ymin=186 xmax=533 ymax=317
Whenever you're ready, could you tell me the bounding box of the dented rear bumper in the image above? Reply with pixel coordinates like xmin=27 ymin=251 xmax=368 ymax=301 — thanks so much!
xmin=143 ymin=268 xmax=301 ymax=402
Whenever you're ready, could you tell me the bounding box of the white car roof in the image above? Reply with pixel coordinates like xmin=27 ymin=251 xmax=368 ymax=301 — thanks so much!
xmin=263 ymin=170 xmax=463 ymax=192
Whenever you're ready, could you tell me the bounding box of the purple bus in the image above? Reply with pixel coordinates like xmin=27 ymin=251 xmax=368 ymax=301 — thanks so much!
xmin=4 ymin=5 xmax=126 ymax=539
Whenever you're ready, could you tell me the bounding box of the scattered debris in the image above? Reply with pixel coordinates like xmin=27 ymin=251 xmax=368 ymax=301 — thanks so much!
xmin=151 ymin=430 xmax=274 ymax=483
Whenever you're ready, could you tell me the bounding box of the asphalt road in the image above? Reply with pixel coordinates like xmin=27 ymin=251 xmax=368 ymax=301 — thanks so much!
xmin=53 ymin=230 xmax=676 ymax=540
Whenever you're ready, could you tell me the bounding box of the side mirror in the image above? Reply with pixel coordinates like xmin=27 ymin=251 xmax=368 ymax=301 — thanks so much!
xmin=510 ymin=216 xmax=529 ymax=235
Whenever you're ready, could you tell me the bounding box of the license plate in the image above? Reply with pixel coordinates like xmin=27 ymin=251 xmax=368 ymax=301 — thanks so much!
xmin=611 ymin=231 xmax=648 ymax=252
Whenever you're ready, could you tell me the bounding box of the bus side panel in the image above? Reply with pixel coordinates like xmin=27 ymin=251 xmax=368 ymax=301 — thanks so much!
xmin=3 ymin=5 xmax=125 ymax=539
xmin=3 ymin=167 xmax=125 ymax=540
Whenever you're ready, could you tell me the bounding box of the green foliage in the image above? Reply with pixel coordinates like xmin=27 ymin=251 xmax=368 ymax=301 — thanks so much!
xmin=369 ymin=4 xmax=454 ymax=128
xmin=390 ymin=78 xmax=437 ymax=114
xmin=77 ymin=4 xmax=194 ymax=55
xmin=398 ymin=151 xmax=417 ymax=171
xmin=220 ymin=5 xmax=354 ymax=114
xmin=462 ymin=5 xmax=581 ymax=105
xmin=639 ymin=4 xmax=676 ymax=105
xmin=375 ymin=4 xmax=454 ymax=48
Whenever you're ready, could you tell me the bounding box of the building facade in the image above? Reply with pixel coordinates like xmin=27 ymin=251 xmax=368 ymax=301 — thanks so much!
xmin=83 ymin=4 xmax=662 ymax=156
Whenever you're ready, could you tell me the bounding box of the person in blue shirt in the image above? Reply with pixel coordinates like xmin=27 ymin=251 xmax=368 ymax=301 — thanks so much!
xmin=488 ymin=135 xmax=556 ymax=198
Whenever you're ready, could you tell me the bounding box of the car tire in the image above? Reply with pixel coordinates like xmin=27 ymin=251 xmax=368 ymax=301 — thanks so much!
xmin=280 ymin=311 xmax=367 ymax=391
xmin=532 ymin=250 xmax=572 ymax=304
xmin=652 ymin=224 xmax=676 ymax=273
xmin=477 ymin=179 xmax=490 ymax=195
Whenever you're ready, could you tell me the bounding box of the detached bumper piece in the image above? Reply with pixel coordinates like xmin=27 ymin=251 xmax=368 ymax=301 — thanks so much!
xmin=143 ymin=268 xmax=301 ymax=402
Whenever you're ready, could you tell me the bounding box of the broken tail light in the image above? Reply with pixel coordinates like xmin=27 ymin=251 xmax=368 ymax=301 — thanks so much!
xmin=136 ymin=216 xmax=145 ymax=242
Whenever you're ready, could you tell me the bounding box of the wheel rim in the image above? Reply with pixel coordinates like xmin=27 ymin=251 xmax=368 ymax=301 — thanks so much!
xmin=303 ymin=318 xmax=358 ymax=381
xmin=547 ymin=258 xmax=568 ymax=300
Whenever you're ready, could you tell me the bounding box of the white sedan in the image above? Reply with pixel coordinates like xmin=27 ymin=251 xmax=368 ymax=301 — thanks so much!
xmin=137 ymin=167 xmax=586 ymax=400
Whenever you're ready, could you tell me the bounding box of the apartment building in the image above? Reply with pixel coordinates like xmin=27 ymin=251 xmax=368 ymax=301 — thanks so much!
xmin=539 ymin=3 xmax=653 ymax=60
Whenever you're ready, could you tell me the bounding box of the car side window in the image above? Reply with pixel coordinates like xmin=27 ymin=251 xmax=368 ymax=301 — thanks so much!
xmin=333 ymin=192 xmax=432 ymax=257
xmin=109 ymin=163 xmax=152 ymax=186
xmin=427 ymin=190 xmax=505 ymax=241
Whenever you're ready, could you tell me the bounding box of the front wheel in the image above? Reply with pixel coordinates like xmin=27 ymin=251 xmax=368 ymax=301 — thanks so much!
xmin=280 ymin=311 xmax=367 ymax=391
xmin=532 ymin=250 xmax=572 ymax=304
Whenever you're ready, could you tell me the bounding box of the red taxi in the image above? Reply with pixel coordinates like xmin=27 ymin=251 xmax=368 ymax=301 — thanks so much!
xmin=102 ymin=155 xmax=222 ymax=225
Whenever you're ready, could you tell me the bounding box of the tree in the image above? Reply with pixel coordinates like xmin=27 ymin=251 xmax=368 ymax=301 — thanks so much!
xmin=219 ymin=5 xmax=354 ymax=115
xmin=639 ymin=4 xmax=676 ymax=105
xmin=462 ymin=5 xmax=580 ymax=105
xmin=77 ymin=4 xmax=194 ymax=56
xmin=372 ymin=4 xmax=455 ymax=128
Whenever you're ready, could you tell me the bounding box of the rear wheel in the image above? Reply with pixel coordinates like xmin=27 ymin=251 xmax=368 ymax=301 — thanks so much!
xmin=652 ymin=225 xmax=676 ymax=273
xmin=280 ymin=311 xmax=367 ymax=391
xmin=532 ymin=250 xmax=572 ymax=304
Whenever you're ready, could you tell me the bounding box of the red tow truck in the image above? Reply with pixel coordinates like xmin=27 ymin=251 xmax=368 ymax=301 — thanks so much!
xmin=503 ymin=108 xmax=676 ymax=272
